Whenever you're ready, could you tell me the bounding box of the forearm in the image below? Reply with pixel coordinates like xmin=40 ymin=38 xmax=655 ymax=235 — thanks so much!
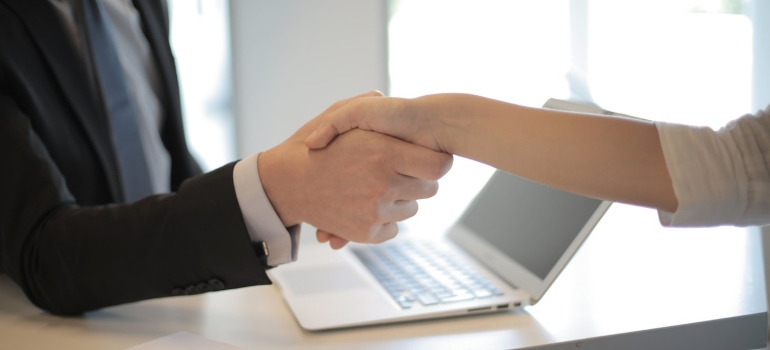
xmin=0 ymin=105 xmax=269 ymax=313
xmin=14 ymin=164 xmax=270 ymax=314
xmin=413 ymin=93 xmax=678 ymax=212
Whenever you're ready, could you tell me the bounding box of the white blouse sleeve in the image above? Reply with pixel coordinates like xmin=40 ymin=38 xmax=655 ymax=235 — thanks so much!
xmin=655 ymin=106 xmax=770 ymax=227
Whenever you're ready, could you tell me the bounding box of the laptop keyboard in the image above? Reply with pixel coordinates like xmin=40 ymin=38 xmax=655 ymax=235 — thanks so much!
xmin=350 ymin=240 xmax=504 ymax=309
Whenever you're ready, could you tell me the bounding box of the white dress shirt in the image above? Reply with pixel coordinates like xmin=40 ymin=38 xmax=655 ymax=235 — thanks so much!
xmin=656 ymin=106 xmax=770 ymax=227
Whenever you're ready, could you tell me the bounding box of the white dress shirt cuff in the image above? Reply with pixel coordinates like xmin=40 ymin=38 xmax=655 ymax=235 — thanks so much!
xmin=233 ymin=153 xmax=300 ymax=266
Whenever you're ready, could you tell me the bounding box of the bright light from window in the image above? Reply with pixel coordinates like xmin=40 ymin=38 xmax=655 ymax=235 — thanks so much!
xmin=169 ymin=0 xmax=235 ymax=171
xmin=389 ymin=0 xmax=572 ymax=236
xmin=587 ymin=1 xmax=752 ymax=128
xmin=389 ymin=0 xmax=753 ymax=239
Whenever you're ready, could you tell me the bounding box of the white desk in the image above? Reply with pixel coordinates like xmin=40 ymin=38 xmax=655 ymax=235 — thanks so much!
xmin=0 ymin=204 xmax=766 ymax=349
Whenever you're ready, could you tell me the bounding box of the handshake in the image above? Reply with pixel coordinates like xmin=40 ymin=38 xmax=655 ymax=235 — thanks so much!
xmin=260 ymin=89 xmax=678 ymax=250
xmin=259 ymin=91 xmax=452 ymax=250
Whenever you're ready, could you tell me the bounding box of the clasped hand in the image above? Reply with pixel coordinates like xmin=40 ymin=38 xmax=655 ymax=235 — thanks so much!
xmin=259 ymin=91 xmax=452 ymax=249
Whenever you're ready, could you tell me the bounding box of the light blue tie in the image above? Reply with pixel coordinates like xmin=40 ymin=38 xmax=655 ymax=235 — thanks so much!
xmin=82 ymin=0 xmax=153 ymax=202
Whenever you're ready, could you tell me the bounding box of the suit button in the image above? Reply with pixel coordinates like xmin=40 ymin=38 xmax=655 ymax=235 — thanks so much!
xmin=209 ymin=278 xmax=225 ymax=291
xmin=171 ymin=288 xmax=185 ymax=296
xmin=195 ymin=282 xmax=212 ymax=294
xmin=185 ymin=285 xmax=196 ymax=295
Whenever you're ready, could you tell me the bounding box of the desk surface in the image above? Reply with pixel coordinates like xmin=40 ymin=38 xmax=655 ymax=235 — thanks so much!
xmin=0 ymin=204 xmax=766 ymax=349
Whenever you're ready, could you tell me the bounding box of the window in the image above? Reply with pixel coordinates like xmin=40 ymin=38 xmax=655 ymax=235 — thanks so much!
xmin=388 ymin=0 xmax=753 ymax=236
xmin=586 ymin=0 xmax=751 ymax=128
xmin=389 ymin=0 xmax=572 ymax=236
xmin=169 ymin=0 xmax=235 ymax=171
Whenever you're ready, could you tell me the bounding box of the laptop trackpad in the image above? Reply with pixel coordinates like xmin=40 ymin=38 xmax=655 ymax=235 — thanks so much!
xmin=281 ymin=264 xmax=368 ymax=296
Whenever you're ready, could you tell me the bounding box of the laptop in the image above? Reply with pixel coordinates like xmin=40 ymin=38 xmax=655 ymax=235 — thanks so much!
xmin=267 ymin=99 xmax=614 ymax=331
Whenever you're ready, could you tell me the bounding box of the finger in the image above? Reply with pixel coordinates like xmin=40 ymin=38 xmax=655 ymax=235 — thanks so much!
xmin=328 ymin=235 xmax=350 ymax=250
xmin=305 ymin=102 xmax=363 ymax=149
xmin=300 ymin=91 xmax=384 ymax=143
xmin=389 ymin=140 xmax=454 ymax=180
xmin=317 ymin=229 xmax=350 ymax=249
xmin=381 ymin=200 xmax=419 ymax=223
xmin=369 ymin=222 xmax=399 ymax=244
xmin=318 ymin=90 xmax=383 ymax=119
xmin=391 ymin=177 xmax=440 ymax=201
xmin=305 ymin=91 xmax=384 ymax=146
xmin=316 ymin=229 xmax=332 ymax=243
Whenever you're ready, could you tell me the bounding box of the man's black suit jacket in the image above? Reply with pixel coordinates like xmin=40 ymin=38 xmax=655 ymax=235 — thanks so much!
xmin=0 ymin=0 xmax=270 ymax=314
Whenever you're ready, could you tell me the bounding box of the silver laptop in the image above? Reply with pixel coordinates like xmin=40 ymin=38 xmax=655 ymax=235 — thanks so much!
xmin=268 ymin=100 xmax=613 ymax=331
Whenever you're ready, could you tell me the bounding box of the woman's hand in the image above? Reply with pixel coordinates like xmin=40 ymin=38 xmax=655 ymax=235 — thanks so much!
xmin=304 ymin=95 xmax=448 ymax=153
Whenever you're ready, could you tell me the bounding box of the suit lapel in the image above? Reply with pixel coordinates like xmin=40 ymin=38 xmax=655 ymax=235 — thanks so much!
xmin=134 ymin=0 xmax=197 ymax=186
xmin=132 ymin=0 xmax=183 ymax=129
xmin=3 ymin=0 xmax=123 ymax=200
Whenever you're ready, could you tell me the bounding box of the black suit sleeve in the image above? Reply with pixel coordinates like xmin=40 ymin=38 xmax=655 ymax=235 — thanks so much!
xmin=0 ymin=95 xmax=271 ymax=315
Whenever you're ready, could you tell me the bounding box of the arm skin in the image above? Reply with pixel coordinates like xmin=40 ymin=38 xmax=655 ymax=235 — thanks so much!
xmin=305 ymin=93 xmax=678 ymax=213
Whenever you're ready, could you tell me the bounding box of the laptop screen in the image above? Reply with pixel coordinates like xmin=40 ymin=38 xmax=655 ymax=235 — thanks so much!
xmin=458 ymin=170 xmax=603 ymax=279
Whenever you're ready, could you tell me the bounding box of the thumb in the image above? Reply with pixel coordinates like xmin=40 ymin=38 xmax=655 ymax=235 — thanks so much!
xmin=305 ymin=90 xmax=383 ymax=149
xmin=304 ymin=103 xmax=362 ymax=149
xmin=304 ymin=119 xmax=344 ymax=149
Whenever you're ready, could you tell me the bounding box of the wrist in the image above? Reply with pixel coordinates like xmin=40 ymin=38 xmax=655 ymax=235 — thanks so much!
xmin=257 ymin=148 xmax=303 ymax=227
xmin=412 ymin=94 xmax=465 ymax=154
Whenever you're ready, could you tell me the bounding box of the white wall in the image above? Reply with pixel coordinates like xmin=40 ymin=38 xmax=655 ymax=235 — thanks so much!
xmin=750 ymin=0 xmax=770 ymax=339
xmin=229 ymin=0 xmax=388 ymax=157
xmin=169 ymin=0 xmax=234 ymax=171
xmin=751 ymin=0 xmax=770 ymax=111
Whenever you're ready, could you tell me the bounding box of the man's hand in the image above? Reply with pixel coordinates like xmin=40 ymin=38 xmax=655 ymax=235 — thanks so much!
xmin=258 ymin=93 xmax=453 ymax=249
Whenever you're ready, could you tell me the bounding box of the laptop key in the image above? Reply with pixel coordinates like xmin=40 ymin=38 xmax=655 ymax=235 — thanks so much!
xmin=439 ymin=293 xmax=475 ymax=303
xmin=434 ymin=291 xmax=453 ymax=298
xmin=415 ymin=293 xmax=439 ymax=305
xmin=489 ymin=288 xmax=504 ymax=296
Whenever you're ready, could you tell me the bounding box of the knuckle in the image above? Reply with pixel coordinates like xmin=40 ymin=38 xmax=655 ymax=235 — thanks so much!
xmin=419 ymin=155 xmax=449 ymax=181
xmin=371 ymin=150 xmax=391 ymax=171
xmin=384 ymin=179 xmax=404 ymax=200
xmin=441 ymin=153 xmax=454 ymax=171
xmin=373 ymin=223 xmax=398 ymax=243
xmin=432 ymin=154 xmax=454 ymax=180
xmin=385 ymin=222 xmax=399 ymax=239
xmin=408 ymin=180 xmax=431 ymax=199
xmin=368 ymin=224 xmax=384 ymax=242
xmin=364 ymin=203 xmax=383 ymax=227
xmin=393 ymin=201 xmax=418 ymax=221
xmin=425 ymin=181 xmax=439 ymax=198
xmin=406 ymin=201 xmax=419 ymax=218
xmin=427 ymin=165 xmax=443 ymax=181
xmin=369 ymin=182 xmax=389 ymax=199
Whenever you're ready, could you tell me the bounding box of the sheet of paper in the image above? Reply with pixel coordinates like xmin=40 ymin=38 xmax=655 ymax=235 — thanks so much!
xmin=126 ymin=331 xmax=239 ymax=350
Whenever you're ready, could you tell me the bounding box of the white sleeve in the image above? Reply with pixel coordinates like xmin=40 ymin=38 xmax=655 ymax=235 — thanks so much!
xmin=655 ymin=106 xmax=770 ymax=227
xmin=232 ymin=153 xmax=300 ymax=266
